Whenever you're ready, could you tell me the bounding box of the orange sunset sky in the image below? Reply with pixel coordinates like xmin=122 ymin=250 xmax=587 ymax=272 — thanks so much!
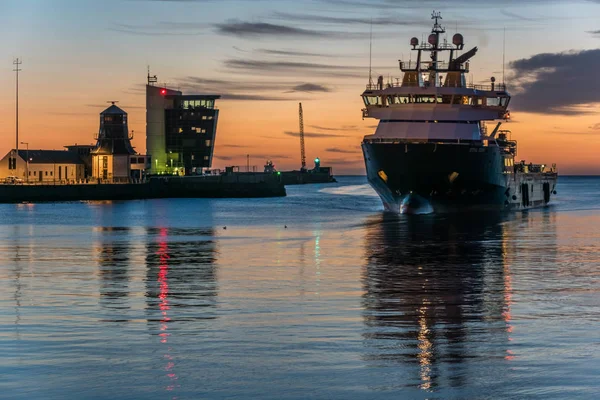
xmin=2 ymin=0 xmax=600 ymax=175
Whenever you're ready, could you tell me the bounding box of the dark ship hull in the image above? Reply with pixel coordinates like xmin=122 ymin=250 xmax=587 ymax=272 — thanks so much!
xmin=362 ymin=141 xmax=556 ymax=213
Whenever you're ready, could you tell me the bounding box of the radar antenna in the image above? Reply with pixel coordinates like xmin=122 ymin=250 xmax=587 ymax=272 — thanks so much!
xmin=299 ymin=103 xmax=306 ymax=171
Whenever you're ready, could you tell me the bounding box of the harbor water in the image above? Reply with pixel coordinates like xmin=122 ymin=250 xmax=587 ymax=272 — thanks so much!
xmin=1 ymin=176 xmax=599 ymax=399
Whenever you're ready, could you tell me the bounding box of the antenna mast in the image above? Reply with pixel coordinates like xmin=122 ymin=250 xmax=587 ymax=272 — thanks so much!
xmin=368 ymin=19 xmax=373 ymax=86
xmin=502 ymin=27 xmax=506 ymax=85
xmin=299 ymin=103 xmax=306 ymax=170
xmin=147 ymin=65 xmax=157 ymax=86
xmin=13 ymin=58 xmax=22 ymax=151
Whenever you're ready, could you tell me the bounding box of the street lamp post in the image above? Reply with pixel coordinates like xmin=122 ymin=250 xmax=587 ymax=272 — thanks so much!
xmin=20 ymin=141 xmax=28 ymax=183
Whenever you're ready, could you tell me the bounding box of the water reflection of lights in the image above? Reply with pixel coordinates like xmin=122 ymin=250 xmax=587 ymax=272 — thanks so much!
xmin=312 ymin=227 xmax=322 ymax=296
xmin=156 ymin=228 xmax=178 ymax=392
xmin=417 ymin=304 xmax=433 ymax=391
xmin=502 ymin=227 xmax=515 ymax=361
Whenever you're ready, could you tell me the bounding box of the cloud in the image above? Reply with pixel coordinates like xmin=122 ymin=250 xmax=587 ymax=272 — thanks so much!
xmin=283 ymin=131 xmax=346 ymax=138
xmin=289 ymin=83 xmax=331 ymax=93
xmin=85 ymin=103 xmax=145 ymax=109
xmin=587 ymin=30 xmax=600 ymax=36
xmin=110 ymin=22 xmax=206 ymax=36
xmin=325 ymin=147 xmax=361 ymax=154
xmin=175 ymin=76 xmax=332 ymax=100
xmin=509 ymin=49 xmax=600 ymax=115
xmin=271 ymin=11 xmax=427 ymax=26
xmin=220 ymin=94 xmax=289 ymax=101
xmin=215 ymin=20 xmax=324 ymax=37
xmin=215 ymin=155 xmax=234 ymax=161
xmin=215 ymin=20 xmax=362 ymax=39
xmin=257 ymin=48 xmax=355 ymax=58
xmin=310 ymin=125 xmax=359 ymax=131
xmin=221 ymin=144 xmax=247 ymax=148
xmin=323 ymin=157 xmax=364 ymax=166
xmin=223 ymin=59 xmax=369 ymax=78
xmin=589 ymin=123 xmax=600 ymax=130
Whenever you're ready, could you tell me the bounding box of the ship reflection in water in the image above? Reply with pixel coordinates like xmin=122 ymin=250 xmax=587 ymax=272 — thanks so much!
xmin=361 ymin=212 xmax=555 ymax=393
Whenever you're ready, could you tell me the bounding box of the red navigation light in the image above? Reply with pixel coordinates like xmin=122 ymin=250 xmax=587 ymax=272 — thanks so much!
xmin=160 ymin=89 xmax=167 ymax=95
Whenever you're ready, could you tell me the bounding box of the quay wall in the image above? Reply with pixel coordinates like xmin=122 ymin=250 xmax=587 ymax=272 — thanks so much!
xmin=0 ymin=173 xmax=285 ymax=203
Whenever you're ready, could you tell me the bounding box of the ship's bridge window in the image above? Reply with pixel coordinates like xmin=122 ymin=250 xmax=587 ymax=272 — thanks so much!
xmin=486 ymin=97 xmax=510 ymax=107
xmin=451 ymin=95 xmax=473 ymax=105
xmin=414 ymin=95 xmax=437 ymax=103
xmin=392 ymin=95 xmax=410 ymax=104
xmin=363 ymin=96 xmax=381 ymax=106
xmin=388 ymin=95 xmax=410 ymax=104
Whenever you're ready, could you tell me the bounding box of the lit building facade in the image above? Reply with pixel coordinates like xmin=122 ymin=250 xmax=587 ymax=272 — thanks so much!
xmin=146 ymin=85 xmax=220 ymax=175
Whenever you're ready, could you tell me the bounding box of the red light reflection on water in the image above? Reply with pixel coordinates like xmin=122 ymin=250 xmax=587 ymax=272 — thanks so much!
xmin=156 ymin=228 xmax=179 ymax=393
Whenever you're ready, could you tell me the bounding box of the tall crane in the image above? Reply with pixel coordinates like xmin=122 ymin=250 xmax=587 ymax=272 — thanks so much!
xmin=299 ymin=102 xmax=306 ymax=170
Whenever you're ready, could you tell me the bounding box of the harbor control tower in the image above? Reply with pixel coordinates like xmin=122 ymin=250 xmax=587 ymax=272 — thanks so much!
xmin=146 ymin=73 xmax=220 ymax=175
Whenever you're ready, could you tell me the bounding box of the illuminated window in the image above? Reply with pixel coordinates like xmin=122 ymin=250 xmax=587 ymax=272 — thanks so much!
xmin=205 ymin=140 xmax=211 ymax=147
xmin=203 ymin=156 xmax=209 ymax=161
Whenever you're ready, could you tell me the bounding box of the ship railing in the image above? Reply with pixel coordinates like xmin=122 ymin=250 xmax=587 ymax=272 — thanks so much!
xmin=365 ymin=81 xmax=507 ymax=91
xmin=6 ymin=178 xmax=149 ymax=186
xmin=362 ymin=138 xmax=481 ymax=145
xmin=514 ymin=162 xmax=556 ymax=174
xmin=398 ymin=60 xmax=467 ymax=71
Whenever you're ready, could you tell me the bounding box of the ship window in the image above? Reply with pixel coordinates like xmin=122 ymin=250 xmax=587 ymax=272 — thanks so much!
xmin=452 ymin=95 xmax=462 ymax=105
xmin=395 ymin=96 xmax=410 ymax=104
xmin=500 ymin=97 xmax=509 ymax=107
xmin=415 ymin=95 xmax=436 ymax=103
xmin=364 ymin=96 xmax=380 ymax=106
xmin=204 ymin=156 xmax=209 ymax=161
xmin=486 ymin=97 xmax=501 ymax=107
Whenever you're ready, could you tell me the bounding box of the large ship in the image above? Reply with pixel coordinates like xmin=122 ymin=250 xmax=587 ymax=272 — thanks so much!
xmin=361 ymin=12 xmax=557 ymax=213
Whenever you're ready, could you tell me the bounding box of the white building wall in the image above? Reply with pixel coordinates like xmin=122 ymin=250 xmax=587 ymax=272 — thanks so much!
xmin=147 ymin=85 xmax=181 ymax=174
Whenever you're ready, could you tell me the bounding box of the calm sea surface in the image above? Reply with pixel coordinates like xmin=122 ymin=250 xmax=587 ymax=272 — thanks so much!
xmin=1 ymin=176 xmax=599 ymax=399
